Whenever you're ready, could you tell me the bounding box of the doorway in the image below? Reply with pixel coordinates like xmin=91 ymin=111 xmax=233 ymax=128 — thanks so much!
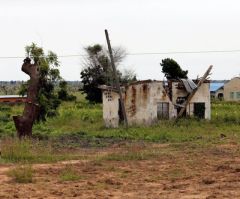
xmin=193 ymin=103 xmax=205 ymax=119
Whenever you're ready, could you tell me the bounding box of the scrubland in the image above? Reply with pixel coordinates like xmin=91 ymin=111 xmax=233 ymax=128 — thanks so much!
xmin=0 ymin=96 xmax=240 ymax=198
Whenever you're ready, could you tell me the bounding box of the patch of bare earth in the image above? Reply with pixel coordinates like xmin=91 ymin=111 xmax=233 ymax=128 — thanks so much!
xmin=1 ymin=142 xmax=240 ymax=199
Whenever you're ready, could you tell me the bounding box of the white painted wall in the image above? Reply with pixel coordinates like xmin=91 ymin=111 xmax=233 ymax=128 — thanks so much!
xmin=102 ymin=81 xmax=211 ymax=127
xmin=102 ymin=90 xmax=119 ymax=128
xmin=172 ymin=82 xmax=211 ymax=119
xmin=124 ymin=81 xmax=175 ymax=126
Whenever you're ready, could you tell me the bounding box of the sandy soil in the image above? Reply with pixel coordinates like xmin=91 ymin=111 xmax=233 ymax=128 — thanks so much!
xmin=0 ymin=142 xmax=240 ymax=199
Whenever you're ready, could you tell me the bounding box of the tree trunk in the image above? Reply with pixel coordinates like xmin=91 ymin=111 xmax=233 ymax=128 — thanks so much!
xmin=13 ymin=58 xmax=40 ymax=138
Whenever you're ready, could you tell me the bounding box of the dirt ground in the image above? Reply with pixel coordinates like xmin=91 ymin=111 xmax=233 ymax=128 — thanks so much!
xmin=1 ymin=141 xmax=240 ymax=199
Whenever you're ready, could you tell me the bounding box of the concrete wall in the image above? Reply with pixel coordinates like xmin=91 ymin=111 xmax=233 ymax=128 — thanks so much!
xmin=172 ymin=82 xmax=211 ymax=119
xmin=102 ymin=90 xmax=119 ymax=128
xmin=102 ymin=80 xmax=211 ymax=127
xmin=224 ymin=77 xmax=240 ymax=101
xmin=124 ymin=81 xmax=175 ymax=126
xmin=190 ymin=83 xmax=211 ymax=119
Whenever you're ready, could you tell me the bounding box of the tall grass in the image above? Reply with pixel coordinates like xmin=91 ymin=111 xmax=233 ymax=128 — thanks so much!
xmin=0 ymin=97 xmax=240 ymax=146
xmin=211 ymin=101 xmax=240 ymax=124
xmin=0 ymin=138 xmax=77 ymax=163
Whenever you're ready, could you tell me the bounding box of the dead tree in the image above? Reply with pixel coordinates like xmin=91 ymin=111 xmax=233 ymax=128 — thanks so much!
xmin=13 ymin=57 xmax=40 ymax=138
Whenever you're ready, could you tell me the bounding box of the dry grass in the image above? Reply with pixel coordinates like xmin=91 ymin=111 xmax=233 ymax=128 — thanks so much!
xmin=7 ymin=164 xmax=33 ymax=183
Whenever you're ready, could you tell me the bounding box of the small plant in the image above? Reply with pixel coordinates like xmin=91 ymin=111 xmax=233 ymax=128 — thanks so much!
xmin=7 ymin=164 xmax=33 ymax=183
xmin=59 ymin=165 xmax=81 ymax=182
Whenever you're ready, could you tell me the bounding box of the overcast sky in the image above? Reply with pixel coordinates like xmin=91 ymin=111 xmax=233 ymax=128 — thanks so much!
xmin=0 ymin=0 xmax=240 ymax=81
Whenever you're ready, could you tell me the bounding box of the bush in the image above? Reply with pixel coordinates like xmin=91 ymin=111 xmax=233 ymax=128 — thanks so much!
xmin=0 ymin=113 xmax=11 ymax=122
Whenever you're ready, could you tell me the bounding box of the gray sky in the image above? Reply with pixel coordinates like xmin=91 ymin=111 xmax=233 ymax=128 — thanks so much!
xmin=0 ymin=0 xmax=240 ymax=81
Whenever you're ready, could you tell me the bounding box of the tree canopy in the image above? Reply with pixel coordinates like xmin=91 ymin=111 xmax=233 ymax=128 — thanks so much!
xmin=19 ymin=43 xmax=73 ymax=121
xmin=80 ymin=44 xmax=136 ymax=103
xmin=160 ymin=58 xmax=188 ymax=79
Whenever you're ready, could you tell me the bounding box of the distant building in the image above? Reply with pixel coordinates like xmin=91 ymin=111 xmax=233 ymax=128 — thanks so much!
xmin=210 ymin=82 xmax=224 ymax=100
xmin=0 ymin=95 xmax=27 ymax=104
xmin=224 ymin=77 xmax=240 ymax=101
xmin=99 ymin=79 xmax=211 ymax=128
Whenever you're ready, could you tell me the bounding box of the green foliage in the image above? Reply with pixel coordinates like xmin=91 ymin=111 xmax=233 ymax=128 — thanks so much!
xmin=7 ymin=164 xmax=33 ymax=183
xmin=22 ymin=43 xmax=62 ymax=121
xmin=211 ymin=101 xmax=240 ymax=124
xmin=58 ymin=80 xmax=77 ymax=101
xmin=160 ymin=58 xmax=188 ymax=79
xmin=80 ymin=44 xmax=112 ymax=103
xmin=80 ymin=64 xmax=106 ymax=103
xmin=80 ymin=44 xmax=136 ymax=103
xmin=19 ymin=44 xmax=76 ymax=122
xmin=1 ymin=95 xmax=240 ymax=148
xmin=18 ymin=81 xmax=28 ymax=96
xmin=0 ymin=138 xmax=74 ymax=163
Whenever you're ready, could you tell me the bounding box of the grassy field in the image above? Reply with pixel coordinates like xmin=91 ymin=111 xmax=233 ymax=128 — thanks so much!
xmin=0 ymin=95 xmax=240 ymax=198
xmin=0 ymin=95 xmax=240 ymax=144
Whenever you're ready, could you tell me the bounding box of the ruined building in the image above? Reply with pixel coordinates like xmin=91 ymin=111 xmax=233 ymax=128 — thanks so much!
xmin=99 ymin=79 xmax=211 ymax=128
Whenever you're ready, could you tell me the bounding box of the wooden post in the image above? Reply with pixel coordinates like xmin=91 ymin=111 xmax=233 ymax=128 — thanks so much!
xmin=105 ymin=29 xmax=128 ymax=127
xmin=176 ymin=65 xmax=213 ymax=119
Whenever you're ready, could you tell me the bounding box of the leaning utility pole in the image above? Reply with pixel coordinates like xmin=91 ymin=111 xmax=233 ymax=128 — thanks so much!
xmin=105 ymin=29 xmax=128 ymax=127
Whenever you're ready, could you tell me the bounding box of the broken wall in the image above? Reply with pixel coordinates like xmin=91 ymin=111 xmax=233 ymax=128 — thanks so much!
xmin=172 ymin=82 xmax=211 ymax=119
xmin=124 ymin=81 xmax=175 ymax=126
xmin=102 ymin=90 xmax=119 ymax=128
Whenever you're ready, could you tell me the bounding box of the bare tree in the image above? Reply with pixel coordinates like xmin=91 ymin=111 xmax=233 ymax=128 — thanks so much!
xmin=13 ymin=58 xmax=40 ymax=138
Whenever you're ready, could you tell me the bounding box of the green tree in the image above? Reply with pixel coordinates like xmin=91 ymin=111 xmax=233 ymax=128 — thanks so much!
xmin=19 ymin=43 xmax=62 ymax=121
xmin=160 ymin=58 xmax=188 ymax=79
xmin=58 ymin=80 xmax=76 ymax=101
xmin=80 ymin=44 xmax=136 ymax=103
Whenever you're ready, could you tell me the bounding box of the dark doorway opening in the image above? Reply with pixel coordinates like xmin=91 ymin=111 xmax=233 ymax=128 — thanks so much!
xmin=118 ymin=99 xmax=124 ymax=124
xmin=177 ymin=107 xmax=186 ymax=117
xmin=218 ymin=93 xmax=223 ymax=100
xmin=194 ymin=103 xmax=205 ymax=119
